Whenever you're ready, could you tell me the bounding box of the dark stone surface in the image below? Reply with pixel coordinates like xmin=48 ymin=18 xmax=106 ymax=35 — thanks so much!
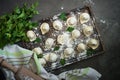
xmin=0 ymin=0 xmax=120 ymax=80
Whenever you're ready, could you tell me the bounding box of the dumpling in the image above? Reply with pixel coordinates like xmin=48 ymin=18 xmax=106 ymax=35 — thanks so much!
xmin=77 ymin=43 xmax=86 ymax=52
xmin=40 ymin=23 xmax=50 ymax=34
xmin=57 ymin=33 xmax=70 ymax=45
xmin=43 ymin=53 xmax=58 ymax=62
xmin=26 ymin=30 xmax=36 ymax=42
xmin=57 ymin=35 xmax=65 ymax=45
xmin=43 ymin=53 xmax=50 ymax=61
xmin=87 ymin=38 xmax=99 ymax=49
xmin=83 ymin=26 xmax=93 ymax=37
xmin=38 ymin=58 xmax=46 ymax=66
xmin=80 ymin=13 xmax=90 ymax=24
xmin=53 ymin=20 xmax=63 ymax=30
xmin=45 ymin=38 xmax=54 ymax=49
xmin=49 ymin=53 xmax=58 ymax=62
xmin=64 ymin=48 xmax=74 ymax=58
xmin=32 ymin=47 xmax=43 ymax=55
xmin=72 ymin=29 xmax=80 ymax=39
xmin=66 ymin=16 xmax=77 ymax=26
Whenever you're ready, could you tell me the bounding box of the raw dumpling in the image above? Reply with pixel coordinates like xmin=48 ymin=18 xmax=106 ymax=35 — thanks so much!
xmin=66 ymin=16 xmax=77 ymax=26
xmin=87 ymin=38 xmax=99 ymax=49
xmin=83 ymin=26 xmax=93 ymax=37
xmin=57 ymin=33 xmax=70 ymax=45
xmin=53 ymin=20 xmax=63 ymax=30
xmin=45 ymin=38 xmax=54 ymax=49
xmin=49 ymin=53 xmax=58 ymax=62
xmin=38 ymin=58 xmax=46 ymax=66
xmin=80 ymin=13 xmax=90 ymax=24
xmin=40 ymin=23 xmax=50 ymax=34
xmin=43 ymin=53 xmax=58 ymax=62
xmin=26 ymin=30 xmax=36 ymax=42
xmin=57 ymin=35 xmax=65 ymax=45
xmin=64 ymin=48 xmax=74 ymax=58
xmin=77 ymin=43 xmax=86 ymax=52
xmin=43 ymin=53 xmax=50 ymax=61
xmin=72 ymin=29 xmax=80 ymax=39
xmin=32 ymin=47 xmax=43 ymax=55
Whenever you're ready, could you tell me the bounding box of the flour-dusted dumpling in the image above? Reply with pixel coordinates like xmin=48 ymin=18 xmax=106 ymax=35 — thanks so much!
xmin=83 ymin=26 xmax=93 ymax=37
xmin=49 ymin=53 xmax=58 ymax=62
xmin=53 ymin=20 xmax=63 ymax=30
xmin=38 ymin=58 xmax=46 ymax=66
xmin=57 ymin=33 xmax=70 ymax=45
xmin=77 ymin=43 xmax=86 ymax=52
xmin=26 ymin=30 xmax=36 ymax=42
xmin=32 ymin=47 xmax=43 ymax=55
xmin=43 ymin=53 xmax=58 ymax=62
xmin=40 ymin=22 xmax=50 ymax=35
xmin=80 ymin=13 xmax=90 ymax=24
xmin=66 ymin=16 xmax=77 ymax=26
xmin=87 ymin=38 xmax=99 ymax=49
xmin=72 ymin=29 xmax=80 ymax=39
xmin=43 ymin=53 xmax=50 ymax=61
xmin=64 ymin=48 xmax=74 ymax=58
xmin=45 ymin=38 xmax=54 ymax=49
xmin=57 ymin=34 xmax=65 ymax=45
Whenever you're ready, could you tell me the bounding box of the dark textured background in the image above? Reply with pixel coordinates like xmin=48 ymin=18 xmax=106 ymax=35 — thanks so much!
xmin=0 ymin=0 xmax=120 ymax=80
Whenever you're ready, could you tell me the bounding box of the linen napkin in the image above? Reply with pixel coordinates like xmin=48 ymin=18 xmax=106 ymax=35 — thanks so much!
xmin=0 ymin=44 xmax=102 ymax=80
xmin=0 ymin=44 xmax=33 ymax=80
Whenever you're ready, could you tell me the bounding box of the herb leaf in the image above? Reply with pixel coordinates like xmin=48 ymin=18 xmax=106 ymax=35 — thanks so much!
xmin=54 ymin=46 xmax=60 ymax=51
xmin=34 ymin=38 xmax=41 ymax=43
xmin=37 ymin=54 xmax=43 ymax=58
xmin=87 ymin=48 xmax=95 ymax=56
xmin=60 ymin=59 xmax=66 ymax=65
xmin=66 ymin=27 xmax=74 ymax=32
xmin=59 ymin=12 xmax=67 ymax=21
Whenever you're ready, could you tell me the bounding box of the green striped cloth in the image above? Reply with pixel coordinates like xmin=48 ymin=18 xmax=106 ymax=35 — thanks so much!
xmin=0 ymin=44 xmax=33 ymax=80
xmin=0 ymin=44 xmax=54 ymax=80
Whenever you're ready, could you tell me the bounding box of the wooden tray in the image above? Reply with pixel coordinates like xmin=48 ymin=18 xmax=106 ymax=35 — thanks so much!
xmin=18 ymin=6 xmax=105 ymax=72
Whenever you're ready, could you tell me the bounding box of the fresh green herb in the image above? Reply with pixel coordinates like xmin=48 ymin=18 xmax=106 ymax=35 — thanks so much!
xmin=34 ymin=38 xmax=41 ymax=43
xmin=66 ymin=27 xmax=74 ymax=32
xmin=0 ymin=2 xmax=39 ymax=48
xmin=37 ymin=54 xmax=43 ymax=58
xmin=59 ymin=12 xmax=67 ymax=21
xmin=54 ymin=46 xmax=60 ymax=51
xmin=60 ymin=59 xmax=66 ymax=65
xmin=87 ymin=48 xmax=95 ymax=56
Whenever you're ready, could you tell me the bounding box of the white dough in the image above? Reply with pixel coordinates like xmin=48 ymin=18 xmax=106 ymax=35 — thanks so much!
xmin=32 ymin=47 xmax=43 ymax=55
xmin=83 ymin=26 xmax=93 ymax=37
xmin=72 ymin=29 xmax=80 ymax=39
xmin=43 ymin=53 xmax=50 ymax=61
xmin=49 ymin=53 xmax=58 ymax=62
xmin=87 ymin=38 xmax=99 ymax=49
xmin=43 ymin=53 xmax=58 ymax=62
xmin=57 ymin=34 xmax=65 ymax=45
xmin=64 ymin=48 xmax=74 ymax=58
xmin=40 ymin=22 xmax=50 ymax=34
xmin=77 ymin=43 xmax=86 ymax=52
xmin=80 ymin=13 xmax=90 ymax=24
xmin=67 ymin=16 xmax=77 ymax=26
xmin=45 ymin=38 xmax=54 ymax=49
xmin=53 ymin=20 xmax=63 ymax=30
xmin=38 ymin=58 xmax=46 ymax=66
xmin=26 ymin=30 xmax=36 ymax=42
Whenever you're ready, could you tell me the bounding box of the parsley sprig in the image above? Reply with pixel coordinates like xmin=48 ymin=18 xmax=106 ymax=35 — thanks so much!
xmin=0 ymin=2 xmax=39 ymax=48
xmin=66 ymin=27 xmax=74 ymax=32
xmin=87 ymin=48 xmax=95 ymax=56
